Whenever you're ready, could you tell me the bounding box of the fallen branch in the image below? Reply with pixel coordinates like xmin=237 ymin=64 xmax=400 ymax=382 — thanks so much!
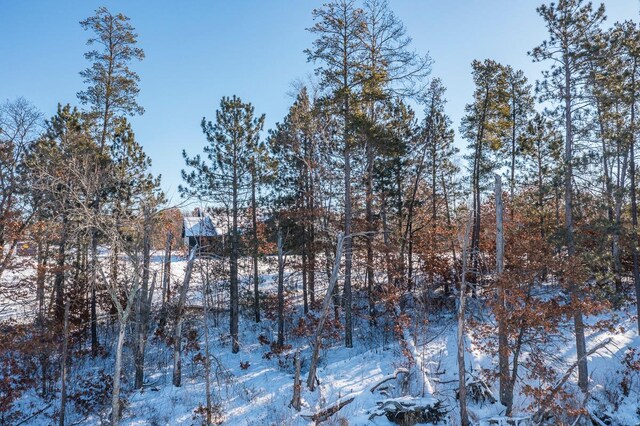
xmin=14 ymin=403 xmax=52 ymax=426
xmin=370 ymin=368 xmax=410 ymax=393
xmin=532 ymin=338 xmax=612 ymax=424
xmin=301 ymin=394 xmax=356 ymax=423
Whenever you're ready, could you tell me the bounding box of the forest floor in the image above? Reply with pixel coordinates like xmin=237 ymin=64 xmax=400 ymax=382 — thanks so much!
xmin=5 ymin=251 xmax=640 ymax=425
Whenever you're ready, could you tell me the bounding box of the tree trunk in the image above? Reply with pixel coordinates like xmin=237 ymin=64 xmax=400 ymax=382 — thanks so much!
xmin=162 ymin=231 xmax=173 ymax=304
xmin=134 ymin=270 xmax=156 ymax=390
xmin=173 ymin=248 xmax=197 ymax=387
xmin=36 ymin=240 xmax=48 ymax=321
xmin=59 ymin=298 xmax=70 ymax=426
xmin=134 ymin=216 xmax=153 ymax=390
xmin=365 ymin=137 xmax=376 ymax=325
xmin=442 ymin=173 xmax=457 ymax=295
xmin=308 ymin=171 xmax=316 ymax=307
xmin=495 ymin=175 xmax=510 ymax=409
xmin=302 ymin=247 xmax=309 ymax=315
xmin=277 ymin=230 xmax=286 ymax=347
xmin=90 ymin=233 xmax=99 ymax=357
xmin=457 ymin=213 xmax=472 ymax=426
xmin=54 ymin=213 xmax=68 ymax=322
xmin=202 ymin=269 xmax=213 ymax=425
xmin=230 ymin=146 xmax=240 ymax=353
xmin=112 ymin=320 xmax=126 ymax=426
xmin=344 ymin=137 xmax=353 ymax=348
xmin=252 ymin=171 xmax=260 ymax=323
xmin=307 ymin=233 xmax=344 ymax=390
xmin=564 ymin=55 xmax=588 ymax=393
xmin=157 ymin=231 xmax=173 ymax=335
xmin=291 ymin=349 xmax=302 ymax=411
xmin=629 ymin=60 xmax=640 ymax=335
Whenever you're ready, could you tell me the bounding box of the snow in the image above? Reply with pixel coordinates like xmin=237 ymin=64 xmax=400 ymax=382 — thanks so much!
xmin=3 ymin=252 xmax=640 ymax=425
xmin=183 ymin=216 xmax=220 ymax=238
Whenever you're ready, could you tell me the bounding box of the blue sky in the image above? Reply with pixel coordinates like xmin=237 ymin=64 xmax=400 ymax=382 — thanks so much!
xmin=1 ymin=1 xmax=638 ymax=202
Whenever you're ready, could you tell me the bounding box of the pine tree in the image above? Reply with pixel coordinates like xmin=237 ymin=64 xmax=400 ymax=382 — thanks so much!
xmin=460 ymin=59 xmax=510 ymax=287
xmin=503 ymin=67 xmax=534 ymax=202
xmin=181 ymin=95 xmax=265 ymax=354
xmin=306 ymin=0 xmax=365 ymax=347
xmin=586 ymin=25 xmax=631 ymax=298
xmin=78 ymin=6 xmax=145 ymax=356
xmin=520 ymin=113 xmax=563 ymax=241
xmin=78 ymin=7 xmax=145 ymax=150
xmin=269 ymin=87 xmax=318 ymax=314
xmin=410 ymin=78 xmax=457 ymax=295
xmin=358 ymin=0 xmax=431 ymax=311
xmin=29 ymin=104 xmax=101 ymax=322
xmin=609 ymin=20 xmax=640 ymax=332
xmin=531 ymin=0 xmax=606 ymax=393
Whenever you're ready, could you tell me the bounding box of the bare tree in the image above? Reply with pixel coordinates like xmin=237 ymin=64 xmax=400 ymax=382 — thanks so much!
xmin=78 ymin=6 xmax=145 ymax=356
xmin=307 ymin=232 xmax=344 ymax=390
xmin=172 ymin=247 xmax=197 ymax=387
xmin=457 ymin=212 xmax=472 ymax=426
xmin=0 ymin=98 xmax=42 ymax=280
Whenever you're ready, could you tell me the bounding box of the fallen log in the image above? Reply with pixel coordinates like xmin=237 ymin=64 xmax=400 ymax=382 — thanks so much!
xmin=301 ymin=394 xmax=356 ymax=423
xmin=370 ymin=368 xmax=410 ymax=393
xmin=368 ymin=396 xmax=447 ymax=425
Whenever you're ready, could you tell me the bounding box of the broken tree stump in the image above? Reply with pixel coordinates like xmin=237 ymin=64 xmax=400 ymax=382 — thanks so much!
xmin=290 ymin=349 xmax=302 ymax=411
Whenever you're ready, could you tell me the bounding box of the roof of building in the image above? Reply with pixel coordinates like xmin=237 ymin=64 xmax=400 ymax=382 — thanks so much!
xmin=183 ymin=216 xmax=220 ymax=237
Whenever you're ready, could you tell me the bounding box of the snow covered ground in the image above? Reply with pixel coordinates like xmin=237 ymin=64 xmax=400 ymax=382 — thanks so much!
xmin=3 ymin=252 xmax=640 ymax=425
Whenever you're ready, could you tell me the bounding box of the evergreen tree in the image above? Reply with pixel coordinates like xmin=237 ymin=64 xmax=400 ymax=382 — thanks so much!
xmin=503 ymin=67 xmax=534 ymax=202
xmin=460 ymin=59 xmax=510 ymax=286
xmin=269 ymin=87 xmax=319 ymax=314
xmin=181 ymin=95 xmax=265 ymax=353
xmin=531 ymin=0 xmax=606 ymax=393
xmin=29 ymin=104 xmax=100 ymax=322
xmin=410 ymin=78 xmax=457 ymax=294
xmin=520 ymin=113 xmax=563 ymax=241
xmin=608 ymin=20 xmax=640 ymax=332
xmin=78 ymin=7 xmax=145 ymax=150
xmin=306 ymin=0 xmax=366 ymax=347
xmin=358 ymin=0 xmax=431 ymax=312
xmin=78 ymin=6 xmax=145 ymax=356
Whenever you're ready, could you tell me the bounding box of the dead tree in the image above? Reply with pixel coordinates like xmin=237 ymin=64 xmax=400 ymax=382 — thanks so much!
xmin=96 ymin=252 xmax=141 ymax=426
xmin=134 ymin=271 xmax=156 ymax=389
xmin=457 ymin=211 xmax=473 ymax=426
xmin=495 ymin=175 xmax=510 ymax=409
xmin=202 ymin=263 xmax=213 ymax=425
xmin=301 ymin=394 xmax=355 ymax=423
xmin=277 ymin=229 xmax=287 ymax=347
xmin=157 ymin=231 xmax=174 ymax=335
xmin=162 ymin=231 xmax=173 ymax=303
xmin=173 ymin=247 xmax=197 ymax=387
xmin=58 ymin=298 xmax=70 ymax=426
xmin=307 ymin=232 xmax=344 ymax=391
xmin=134 ymin=205 xmax=157 ymax=389
xmin=290 ymin=349 xmax=302 ymax=411
xmin=532 ymin=339 xmax=612 ymax=424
